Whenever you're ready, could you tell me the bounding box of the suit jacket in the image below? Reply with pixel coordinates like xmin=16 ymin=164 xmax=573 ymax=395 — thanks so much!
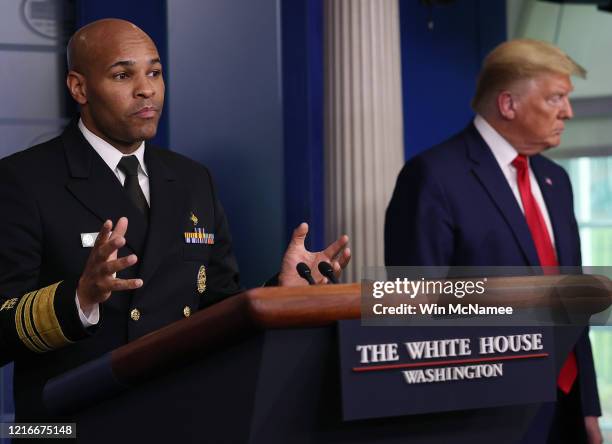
xmin=385 ymin=124 xmax=601 ymax=417
xmin=0 ymin=121 xmax=243 ymax=419
xmin=0 ymin=281 xmax=88 ymax=366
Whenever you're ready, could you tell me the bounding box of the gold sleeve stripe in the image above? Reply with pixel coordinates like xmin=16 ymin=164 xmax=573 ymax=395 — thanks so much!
xmin=14 ymin=282 xmax=73 ymax=354
xmin=23 ymin=290 xmax=51 ymax=352
xmin=15 ymin=290 xmax=46 ymax=353
xmin=29 ymin=286 xmax=54 ymax=351
xmin=32 ymin=282 xmax=72 ymax=349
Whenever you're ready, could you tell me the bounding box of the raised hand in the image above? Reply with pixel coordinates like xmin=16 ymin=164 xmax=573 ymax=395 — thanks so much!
xmin=77 ymin=217 xmax=142 ymax=311
xmin=278 ymin=223 xmax=351 ymax=286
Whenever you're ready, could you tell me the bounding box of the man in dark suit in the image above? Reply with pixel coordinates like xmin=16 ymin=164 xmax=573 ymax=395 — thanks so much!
xmin=0 ymin=18 xmax=350 ymax=419
xmin=385 ymin=39 xmax=601 ymax=443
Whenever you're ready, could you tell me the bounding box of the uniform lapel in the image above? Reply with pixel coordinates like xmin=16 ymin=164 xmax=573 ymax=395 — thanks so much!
xmin=530 ymin=155 xmax=572 ymax=266
xmin=62 ymin=121 xmax=148 ymax=254
xmin=138 ymin=146 xmax=188 ymax=288
xmin=464 ymin=124 xmax=540 ymax=266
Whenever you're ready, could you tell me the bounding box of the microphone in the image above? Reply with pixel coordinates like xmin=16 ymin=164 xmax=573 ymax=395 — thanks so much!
xmin=318 ymin=261 xmax=339 ymax=284
xmin=296 ymin=262 xmax=316 ymax=285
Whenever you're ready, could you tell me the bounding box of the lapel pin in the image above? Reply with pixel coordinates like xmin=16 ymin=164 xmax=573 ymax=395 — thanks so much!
xmin=545 ymin=177 xmax=553 ymax=186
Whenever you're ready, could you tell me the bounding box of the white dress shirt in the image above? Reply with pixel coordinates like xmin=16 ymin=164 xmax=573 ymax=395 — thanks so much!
xmin=473 ymin=115 xmax=555 ymax=247
xmin=74 ymin=119 xmax=151 ymax=327
xmin=78 ymin=119 xmax=150 ymax=204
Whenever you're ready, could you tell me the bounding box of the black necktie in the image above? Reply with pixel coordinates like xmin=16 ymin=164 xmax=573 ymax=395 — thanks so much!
xmin=117 ymin=156 xmax=149 ymax=218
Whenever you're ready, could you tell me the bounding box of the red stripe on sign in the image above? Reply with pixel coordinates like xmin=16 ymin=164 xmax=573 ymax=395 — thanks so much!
xmin=352 ymin=353 xmax=549 ymax=373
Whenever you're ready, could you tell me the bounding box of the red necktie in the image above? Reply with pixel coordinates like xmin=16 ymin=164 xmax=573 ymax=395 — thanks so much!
xmin=512 ymin=155 xmax=577 ymax=395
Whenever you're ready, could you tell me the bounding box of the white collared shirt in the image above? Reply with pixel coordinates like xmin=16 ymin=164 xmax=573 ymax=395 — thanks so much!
xmin=78 ymin=118 xmax=150 ymax=205
xmin=473 ymin=114 xmax=555 ymax=247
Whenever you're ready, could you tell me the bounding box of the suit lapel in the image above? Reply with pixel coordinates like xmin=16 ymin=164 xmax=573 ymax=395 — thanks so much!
xmin=62 ymin=122 xmax=148 ymax=254
xmin=464 ymin=125 xmax=540 ymax=266
xmin=138 ymin=146 xmax=187 ymax=287
xmin=530 ymin=155 xmax=572 ymax=266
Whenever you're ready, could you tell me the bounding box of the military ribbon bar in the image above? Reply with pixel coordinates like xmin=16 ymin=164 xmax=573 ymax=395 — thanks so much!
xmin=184 ymin=228 xmax=215 ymax=245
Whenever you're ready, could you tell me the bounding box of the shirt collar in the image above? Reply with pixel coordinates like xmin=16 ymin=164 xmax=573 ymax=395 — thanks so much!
xmin=78 ymin=118 xmax=148 ymax=176
xmin=473 ymin=114 xmax=522 ymax=168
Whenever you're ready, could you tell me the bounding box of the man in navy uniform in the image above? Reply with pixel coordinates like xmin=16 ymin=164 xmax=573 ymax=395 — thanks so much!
xmin=385 ymin=39 xmax=601 ymax=443
xmin=0 ymin=18 xmax=350 ymax=419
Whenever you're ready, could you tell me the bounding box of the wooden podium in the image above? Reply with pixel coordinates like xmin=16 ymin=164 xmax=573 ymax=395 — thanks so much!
xmin=43 ymin=276 xmax=611 ymax=443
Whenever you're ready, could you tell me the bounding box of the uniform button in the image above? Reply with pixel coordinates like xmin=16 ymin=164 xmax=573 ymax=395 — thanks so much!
xmin=183 ymin=306 xmax=191 ymax=318
xmin=130 ymin=308 xmax=141 ymax=321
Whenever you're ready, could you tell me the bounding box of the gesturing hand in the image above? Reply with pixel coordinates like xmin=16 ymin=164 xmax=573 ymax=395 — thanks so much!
xmin=278 ymin=223 xmax=351 ymax=286
xmin=77 ymin=217 xmax=142 ymax=312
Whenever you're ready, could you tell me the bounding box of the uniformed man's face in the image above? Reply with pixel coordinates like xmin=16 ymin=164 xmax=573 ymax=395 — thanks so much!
xmin=509 ymin=72 xmax=574 ymax=156
xmin=77 ymin=28 xmax=165 ymax=152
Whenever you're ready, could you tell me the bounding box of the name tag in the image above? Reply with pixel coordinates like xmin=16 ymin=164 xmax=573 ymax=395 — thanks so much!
xmin=80 ymin=232 xmax=99 ymax=248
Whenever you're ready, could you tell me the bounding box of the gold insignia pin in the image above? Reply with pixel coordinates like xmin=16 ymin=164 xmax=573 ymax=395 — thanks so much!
xmin=190 ymin=212 xmax=199 ymax=226
xmin=130 ymin=308 xmax=141 ymax=321
xmin=197 ymin=265 xmax=207 ymax=294
xmin=0 ymin=298 xmax=18 ymax=311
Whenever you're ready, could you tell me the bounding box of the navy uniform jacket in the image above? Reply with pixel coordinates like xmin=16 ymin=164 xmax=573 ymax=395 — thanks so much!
xmin=0 ymin=121 xmax=242 ymax=419
xmin=385 ymin=125 xmax=600 ymax=417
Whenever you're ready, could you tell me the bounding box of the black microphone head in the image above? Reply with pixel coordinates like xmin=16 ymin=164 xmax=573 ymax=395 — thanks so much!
xmin=296 ymin=262 xmax=312 ymax=277
xmin=318 ymin=261 xmax=339 ymax=284
xmin=296 ymin=262 xmax=315 ymax=285
xmin=318 ymin=261 xmax=334 ymax=275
